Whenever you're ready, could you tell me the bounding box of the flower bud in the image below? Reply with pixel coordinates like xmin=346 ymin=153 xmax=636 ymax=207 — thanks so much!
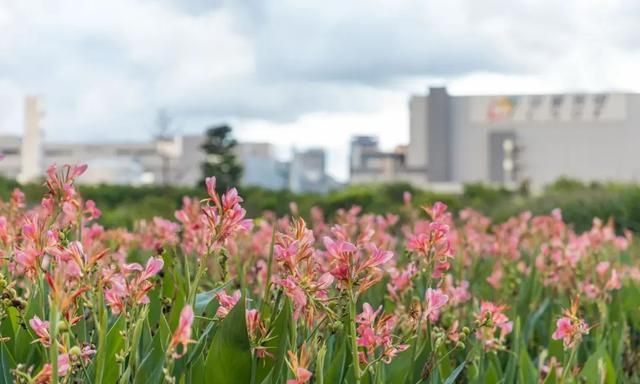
xmin=455 ymin=341 xmax=465 ymax=349
xmin=11 ymin=298 xmax=26 ymax=310
xmin=69 ymin=346 xmax=82 ymax=358
xmin=57 ymin=321 xmax=68 ymax=333
xmin=462 ymin=327 xmax=471 ymax=335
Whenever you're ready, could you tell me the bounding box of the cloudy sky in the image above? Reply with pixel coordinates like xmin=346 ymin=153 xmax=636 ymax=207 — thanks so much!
xmin=1 ymin=0 xmax=639 ymax=180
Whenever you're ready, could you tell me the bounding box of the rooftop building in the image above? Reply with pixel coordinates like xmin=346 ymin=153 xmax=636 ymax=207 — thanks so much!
xmin=351 ymin=86 xmax=640 ymax=192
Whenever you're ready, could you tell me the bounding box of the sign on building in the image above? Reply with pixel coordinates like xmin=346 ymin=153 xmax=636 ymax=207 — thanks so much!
xmin=469 ymin=93 xmax=627 ymax=123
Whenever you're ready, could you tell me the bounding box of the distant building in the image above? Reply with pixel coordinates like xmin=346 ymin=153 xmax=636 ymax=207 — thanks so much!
xmin=1 ymin=132 xmax=207 ymax=187
xmin=351 ymin=86 xmax=640 ymax=192
xmin=288 ymin=148 xmax=340 ymax=194
xmin=20 ymin=96 xmax=44 ymax=183
xmin=0 ymin=97 xmax=337 ymax=193
xmin=407 ymin=86 xmax=640 ymax=190
xmin=234 ymin=142 xmax=288 ymax=190
xmin=349 ymin=135 xmax=431 ymax=187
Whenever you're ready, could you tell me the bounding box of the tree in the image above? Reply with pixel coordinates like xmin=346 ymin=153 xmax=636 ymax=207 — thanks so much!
xmin=200 ymin=125 xmax=243 ymax=191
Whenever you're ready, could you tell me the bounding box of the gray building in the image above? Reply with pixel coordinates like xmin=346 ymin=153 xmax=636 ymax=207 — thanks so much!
xmin=288 ymin=148 xmax=341 ymax=194
xmin=234 ymin=142 xmax=288 ymax=190
xmin=349 ymin=136 xmax=423 ymax=185
xmin=406 ymin=87 xmax=640 ymax=190
xmin=0 ymin=97 xmax=335 ymax=192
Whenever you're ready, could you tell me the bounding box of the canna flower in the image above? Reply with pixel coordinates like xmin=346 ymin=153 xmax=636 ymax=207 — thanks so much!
xmin=406 ymin=202 xmax=454 ymax=278
xmin=216 ymin=289 xmax=241 ymax=319
xmin=323 ymin=236 xmax=393 ymax=294
xmin=246 ymin=309 xmax=272 ymax=359
xmin=356 ymin=303 xmax=409 ymax=364
xmin=14 ymin=248 xmax=41 ymax=278
xmin=102 ymin=257 xmax=163 ymax=314
xmin=29 ymin=316 xmax=51 ymax=346
xmin=386 ymin=263 xmax=417 ymax=300
xmin=272 ymin=218 xmax=335 ymax=325
xmin=441 ymin=275 xmax=471 ymax=306
xmin=169 ymin=305 xmax=195 ymax=358
xmin=552 ymin=298 xmax=589 ymax=349
xmin=201 ymin=177 xmax=253 ymax=251
xmin=286 ymin=345 xmax=312 ymax=384
xmin=475 ymin=301 xmax=513 ymax=350
xmin=424 ymin=288 xmax=448 ymax=322
xmin=33 ymin=345 xmax=95 ymax=384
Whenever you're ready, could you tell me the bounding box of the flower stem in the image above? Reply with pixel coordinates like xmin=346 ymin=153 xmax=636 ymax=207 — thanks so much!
xmin=561 ymin=347 xmax=577 ymax=383
xmin=188 ymin=255 xmax=209 ymax=306
xmin=49 ymin=303 xmax=59 ymax=384
xmin=348 ymin=288 xmax=361 ymax=384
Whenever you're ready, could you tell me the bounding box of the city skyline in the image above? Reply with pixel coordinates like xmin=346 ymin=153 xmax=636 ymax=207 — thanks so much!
xmin=3 ymin=1 xmax=640 ymax=179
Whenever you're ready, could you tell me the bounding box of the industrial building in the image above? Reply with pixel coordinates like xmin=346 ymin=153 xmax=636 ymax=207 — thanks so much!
xmin=0 ymin=97 xmax=335 ymax=193
xmin=351 ymin=87 xmax=640 ymax=191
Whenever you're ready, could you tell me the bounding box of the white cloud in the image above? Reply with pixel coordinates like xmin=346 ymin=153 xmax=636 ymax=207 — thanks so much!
xmin=2 ymin=0 xmax=640 ymax=179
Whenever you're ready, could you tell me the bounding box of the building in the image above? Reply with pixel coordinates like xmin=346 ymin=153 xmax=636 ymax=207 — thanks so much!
xmin=349 ymin=136 xmax=436 ymax=187
xmin=1 ymin=132 xmax=207 ymax=186
xmin=234 ymin=142 xmax=288 ymax=190
xmin=288 ymin=148 xmax=341 ymax=194
xmin=0 ymin=97 xmax=336 ymax=193
xmin=350 ymin=86 xmax=640 ymax=191
xmin=406 ymin=87 xmax=640 ymax=190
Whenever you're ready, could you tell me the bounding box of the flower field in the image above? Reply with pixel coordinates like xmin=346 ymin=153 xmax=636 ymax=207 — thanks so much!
xmin=0 ymin=164 xmax=639 ymax=383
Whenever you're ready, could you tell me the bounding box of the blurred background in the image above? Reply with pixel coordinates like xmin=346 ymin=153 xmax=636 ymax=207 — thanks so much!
xmin=2 ymin=0 xmax=640 ymax=229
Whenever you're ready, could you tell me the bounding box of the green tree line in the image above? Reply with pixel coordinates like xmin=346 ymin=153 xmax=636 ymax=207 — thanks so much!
xmin=2 ymin=176 xmax=640 ymax=232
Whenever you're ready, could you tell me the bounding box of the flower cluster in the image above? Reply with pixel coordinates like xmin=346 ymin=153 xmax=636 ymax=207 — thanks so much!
xmin=552 ymin=299 xmax=590 ymax=349
xmin=0 ymin=164 xmax=638 ymax=383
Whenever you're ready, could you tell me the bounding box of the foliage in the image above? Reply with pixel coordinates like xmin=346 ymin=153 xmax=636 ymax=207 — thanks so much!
xmin=0 ymin=164 xmax=638 ymax=383
xmin=200 ymin=124 xmax=243 ymax=192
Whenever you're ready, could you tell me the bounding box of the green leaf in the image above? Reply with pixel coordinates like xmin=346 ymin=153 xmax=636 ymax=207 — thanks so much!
xmin=255 ymin=299 xmax=292 ymax=383
xmin=443 ymin=361 xmax=466 ymax=384
xmin=204 ymin=294 xmax=252 ymax=383
xmin=95 ymin=316 xmax=125 ymax=384
xmin=518 ymin=346 xmax=538 ymax=384
xmin=385 ymin=346 xmax=411 ymax=383
xmin=325 ymin=332 xmax=348 ymax=384
xmin=524 ymin=298 xmax=550 ymax=342
xmin=579 ymin=344 xmax=617 ymax=384
xmin=194 ymin=283 xmax=230 ymax=314
xmin=0 ymin=343 xmax=16 ymax=384
xmin=503 ymin=317 xmax=521 ymax=383
xmin=542 ymin=366 xmax=557 ymax=384
xmin=134 ymin=323 xmax=166 ymax=384
xmin=484 ymin=360 xmax=499 ymax=384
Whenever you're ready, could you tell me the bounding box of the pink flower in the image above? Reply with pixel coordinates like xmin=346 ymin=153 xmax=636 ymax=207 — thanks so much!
xmin=138 ymin=257 xmax=164 ymax=282
xmin=486 ymin=266 xmax=503 ymax=289
xmin=287 ymin=346 xmax=312 ymax=384
xmin=424 ymin=288 xmax=448 ymax=322
xmin=205 ymin=176 xmax=217 ymax=199
xmin=274 ymin=277 xmax=307 ymax=320
xmin=403 ymin=191 xmax=412 ymax=205
xmin=387 ymin=263 xmax=417 ymax=300
xmin=475 ymin=301 xmax=513 ymax=350
xmin=552 ymin=317 xmax=573 ymax=341
xmin=84 ymin=200 xmax=101 ymax=220
xmin=29 ymin=316 xmax=51 ymax=346
xmin=169 ymin=305 xmax=195 ymax=358
xmin=356 ymin=303 xmax=408 ymax=365
xmin=552 ymin=316 xmax=589 ymax=349
xmin=15 ymin=248 xmax=40 ymax=278
xmin=216 ymin=290 xmax=241 ymax=319
xmin=360 ymin=244 xmax=393 ymax=271
xmin=605 ymin=269 xmax=621 ymax=290
xmin=424 ymin=201 xmax=448 ymax=221
xmin=552 ymin=299 xmax=589 ymax=349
